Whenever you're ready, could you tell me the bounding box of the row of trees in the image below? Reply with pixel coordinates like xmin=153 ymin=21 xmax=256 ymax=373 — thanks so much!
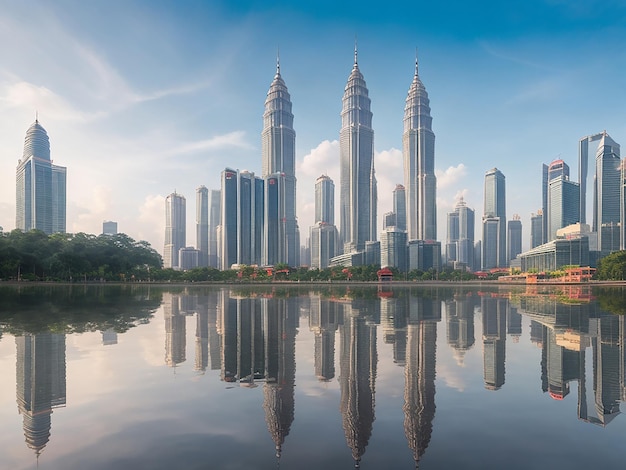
xmin=0 ymin=229 xmax=483 ymax=283
xmin=0 ymin=230 xmax=162 ymax=281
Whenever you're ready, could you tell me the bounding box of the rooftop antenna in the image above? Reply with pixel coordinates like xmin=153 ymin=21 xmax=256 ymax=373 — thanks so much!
xmin=354 ymin=35 xmax=358 ymax=66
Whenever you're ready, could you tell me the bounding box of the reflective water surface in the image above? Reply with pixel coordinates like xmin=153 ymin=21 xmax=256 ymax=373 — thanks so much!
xmin=0 ymin=284 xmax=624 ymax=469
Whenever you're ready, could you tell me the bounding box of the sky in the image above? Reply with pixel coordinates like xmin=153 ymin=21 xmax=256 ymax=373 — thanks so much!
xmin=1 ymin=0 xmax=625 ymax=256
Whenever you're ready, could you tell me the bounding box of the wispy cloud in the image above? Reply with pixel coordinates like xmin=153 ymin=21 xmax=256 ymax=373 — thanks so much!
xmin=171 ymin=131 xmax=254 ymax=155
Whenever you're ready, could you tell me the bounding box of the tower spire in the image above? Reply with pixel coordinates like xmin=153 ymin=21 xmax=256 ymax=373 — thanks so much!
xmin=414 ymin=48 xmax=419 ymax=77
xmin=354 ymin=36 xmax=358 ymax=66
xmin=276 ymin=46 xmax=281 ymax=76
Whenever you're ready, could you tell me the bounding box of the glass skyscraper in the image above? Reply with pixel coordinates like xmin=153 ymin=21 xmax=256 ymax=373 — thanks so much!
xmin=310 ymin=174 xmax=338 ymax=269
xmin=196 ymin=186 xmax=209 ymax=267
xmin=483 ymin=168 xmax=506 ymax=268
xmin=220 ymin=169 xmax=264 ymax=270
xmin=16 ymin=119 xmax=66 ymax=235
xmin=262 ymin=58 xmax=299 ymax=267
xmin=164 ymin=192 xmax=186 ymax=269
xmin=315 ymin=175 xmax=335 ymax=225
xmin=593 ymin=133 xmax=621 ymax=254
xmin=339 ymin=47 xmax=376 ymax=254
xmin=547 ymin=175 xmax=580 ymax=241
xmin=393 ymin=184 xmax=407 ymax=232
xmin=403 ymin=57 xmax=436 ymax=241
xmin=208 ymin=189 xmax=221 ymax=268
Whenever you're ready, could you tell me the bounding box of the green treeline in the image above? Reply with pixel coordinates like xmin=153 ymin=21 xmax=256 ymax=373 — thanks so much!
xmin=596 ymin=250 xmax=626 ymax=281
xmin=0 ymin=229 xmax=482 ymax=283
xmin=0 ymin=230 xmax=162 ymax=281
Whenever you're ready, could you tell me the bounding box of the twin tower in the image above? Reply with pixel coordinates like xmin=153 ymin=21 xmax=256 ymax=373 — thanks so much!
xmin=218 ymin=49 xmax=436 ymax=270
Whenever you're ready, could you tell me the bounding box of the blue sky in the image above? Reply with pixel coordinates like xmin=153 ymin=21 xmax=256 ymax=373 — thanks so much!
xmin=1 ymin=0 xmax=625 ymax=254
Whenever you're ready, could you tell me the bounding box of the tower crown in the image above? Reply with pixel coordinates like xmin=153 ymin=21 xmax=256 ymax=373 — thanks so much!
xmin=23 ymin=120 xmax=51 ymax=161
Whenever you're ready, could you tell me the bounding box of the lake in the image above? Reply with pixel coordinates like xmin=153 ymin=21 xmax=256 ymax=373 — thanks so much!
xmin=0 ymin=283 xmax=624 ymax=469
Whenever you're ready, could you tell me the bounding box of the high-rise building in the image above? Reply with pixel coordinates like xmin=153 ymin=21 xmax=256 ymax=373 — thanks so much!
xmin=262 ymin=58 xmax=299 ymax=267
xmin=383 ymin=212 xmax=397 ymax=229
xmin=482 ymin=168 xmax=506 ymax=268
xmin=196 ymin=186 xmax=209 ymax=267
xmin=339 ymin=47 xmax=376 ymax=254
xmin=542 ymin=159 xmax=570 ymax=245
xmin=208 ymin=189 xmax=221 ymax=268
xmin=404 ymin=56 xmax=436 ymax=241
xmin=593 ymin=132 xmax=621 ymax=254
xmin=507 ymin=216 xmax=522 ymax=264
xmin=380 ymin=227 xmax=408 ymax=272
xmin=547 ymin=175 xmax=580 ymax=241
xmin=447 ymin=198 xmax=475 ymax=270
xmin=393 ymin=184 xmax=407 ymax=232
xmin=310 ymin=223 xmax=338 ymax=269
xmin=220 ymin=169 xmax=264 ymax=270
xmin=310 ymin=174 xmax=338 ymax=269
xmin=16 ymin=119 xmax=67 ymax=235
xmin=164 ymin=192 xmax=186 ymax=269
xmin=102 ymin=220 xmax=118 ymax=235
xmin=315 ymin=175 xmax=334 ymax=225
xmin=530 ymin=211 xmax=543 ymax=249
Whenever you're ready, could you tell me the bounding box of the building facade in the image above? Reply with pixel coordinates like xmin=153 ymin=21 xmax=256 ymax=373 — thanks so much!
xmin=315 ymin=175 xmax=335 ymax=225
xmin=16 ymin=119 xmax=66 ymax=235
xmin=593 ymin=133 xmax=621 ymax=255
xmin=102 ymin=220 xmax=118 ymax=235
xmin=220 ymin=169 xmax=264 ymax=270
xmin=507 ymin=216 xmax=522 ymax=264
xmin=483 ymin=168 xmax=506 ymax=268
xmin=393 ymin=184 xmax=407 ymax=232
xmin=547 ymin=175 xmax=580 ymax=242
xmin=196 ymin=186 xmax=209 ymax=267
xmin=381 ymin=228 xmax=408 ymax=272
xmin=403 ymin=57 xmax=436 ymax=242
xmin=339 ymin=48 xmax=376 ymax=254
xmin=208 ymin=189 xmax=221 ymax=268
xmin=164 ymin=192 xmax=186 ymax=269
xmin=262 ymin=58 xmax=299 ymax=267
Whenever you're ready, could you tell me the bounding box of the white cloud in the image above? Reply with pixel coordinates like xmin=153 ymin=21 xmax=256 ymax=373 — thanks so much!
xmin=171 ymin=131 xmax=254 ymax=155
xmin=436 ymin=163 xmax=467 ymax=189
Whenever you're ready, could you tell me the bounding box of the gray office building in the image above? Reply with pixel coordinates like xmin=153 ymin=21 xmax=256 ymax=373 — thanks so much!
xmin=404 ymin=56 xmax=436 ymax=241
xmin=547 ymin=175 xmax=580 ymax=242
xmin=164 ymin=192 xmax=186 ymax=269
xmin=196 ymin=186 xmax=209 ymax=267
xmin=507 ymin=217 xmax=522 ymax=264
xmin=208 ymin=189 xmax=221 ymax=268
xmin=262 ymin=58 xmax=299 ymax=267
xmin=339 ymin=47 xmax=376 ymax=254
xmin=220 ymin=169 xmax=264 ymax=270
xmin=393 ymin=184 xmax=407 ymax=232
xmin=483 ymin=168 xmax=506 ymax=268
xmin=102 ymin=220 xmax=118 ymax=235
xmin=16 ymin=119 xmax=66 ymax=235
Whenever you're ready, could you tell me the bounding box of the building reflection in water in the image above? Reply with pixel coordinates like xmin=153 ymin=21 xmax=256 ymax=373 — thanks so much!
xmin=217 ymin=291 xmax=297 ymax=460
xmin=445 ymin=294 xmax=476 ymax=366
xmin=101 ymin=328 xmax=118 ymax=346
xmin=513 ymin=291 xmax=623 ymax=426
xmin=262 ymin=296 xmax=297 ymax=460
xmin=163 ymin=292 xmax=186 ymax=367
xmin=403 ymin=295 xmax=439 ymax=468
xmin=481 ymin=296 xmax=507 ymax=390
xmin=337 ymin=297 xmax=378 ymax=467
xmin=309 ymin=296 xmax=339 ymax=381
xmin=15 ymin=333 xmax=66 ymax=458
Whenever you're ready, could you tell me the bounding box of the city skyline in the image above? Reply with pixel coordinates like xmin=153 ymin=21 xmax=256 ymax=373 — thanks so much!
xmin=0 ymin=2 xmax=625 ymax=256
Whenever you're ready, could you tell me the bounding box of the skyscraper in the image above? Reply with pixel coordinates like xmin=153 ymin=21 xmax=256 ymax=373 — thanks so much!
xmin=16 ymin=119 xmax=66 ymax=235
xmin=593 ymin=132 xmax=621 ymax=254
xmin=339 ymin=47 xmax=376 ymax=254
xmin=393 ymin=184 xmax=407 ymax=232
xmin=483 ymin=168 xmax=506 ymax=268
xmin=547 ymin=175 xmax=580 ymax=241
xmin=208 ymin=189 xmax=221 ymax=268
xmin=315 ymin=175 xmax=334 ymax=225
xmin=447 ymin=197 xmax=475 ymax=270
xmin=310 ymin=174 xmax=338 ymax=269
xmin=102 ymin=220 xmax=117 ymax=235
xmin=380 ymin=227 xmax=408 ymax=271
xmin=530 ymin=211 xmax=543 ymax=249
xmin=196 ymin=186 xmax=209 ymax=267
xmin=164 ymin=192 xmax=186 ymax=269
xmin=403 ymin=56 xmax=436 ymax=241
xmin=262 ymin=57 xmax=299 ymax=267
xmin=220 ymin=168 xmax=264 ymax=270
xmin=507 ymin=216 xmax=522 ymax=263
